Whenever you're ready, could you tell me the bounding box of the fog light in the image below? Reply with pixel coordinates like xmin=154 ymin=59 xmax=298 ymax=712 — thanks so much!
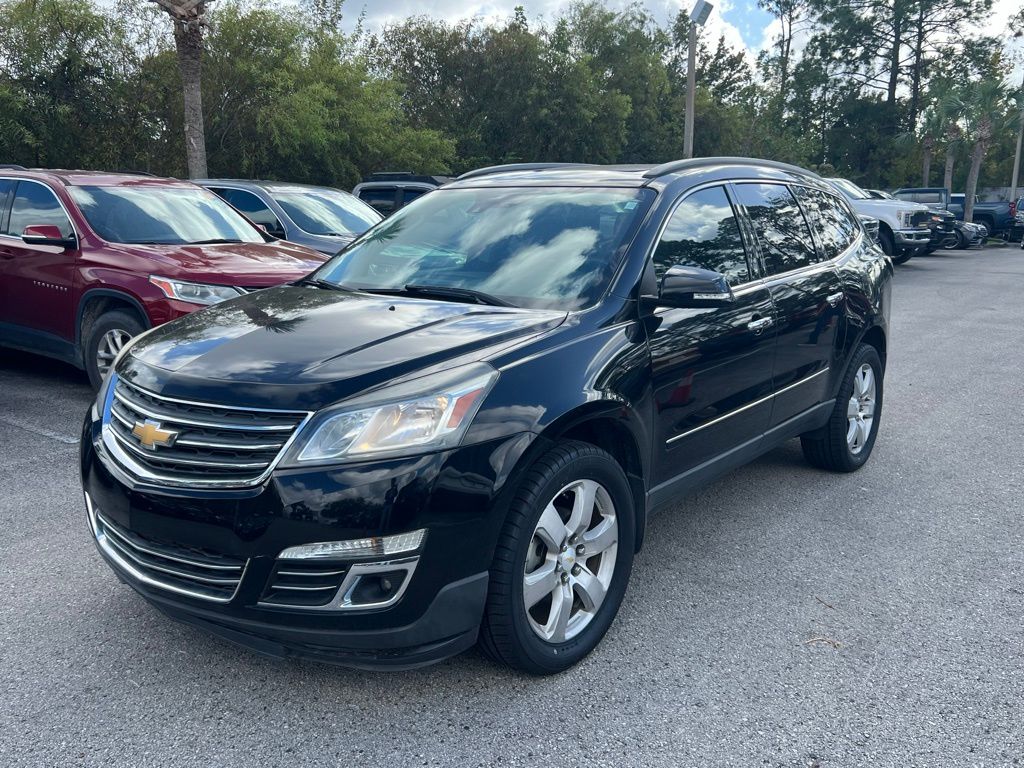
xmin=279 ymin=529 xmax=426 ymax=560
xmin=347 ymin=570 xmax=408 ymax=606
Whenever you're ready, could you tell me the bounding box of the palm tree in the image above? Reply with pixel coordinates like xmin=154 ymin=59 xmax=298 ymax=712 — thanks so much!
xmin=150 ymin=0 xmax=212 ymax=178
xmin=947 ymin=80 xmax=1011 ymax=223
xmin=918 ymin=108 xmax=944 ymax=187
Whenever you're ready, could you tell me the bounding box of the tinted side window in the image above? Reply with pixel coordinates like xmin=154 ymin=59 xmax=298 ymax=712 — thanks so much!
xmin=215 ymin=188 xmax=282 ymax=232
xmin=653 ymin=185 xmax=750 ymax=286
xmin=358 ymin=187 xmax=398 ymax=215
xmin=8 ymin=181 xmax=73 ymax=238
xmin=793 ymin=186 xmax=858 ymax=260
xmin=402 ymin=188 xmax=427 ymax=206
xmin=733 ymin=183 xmax=816 ymax=275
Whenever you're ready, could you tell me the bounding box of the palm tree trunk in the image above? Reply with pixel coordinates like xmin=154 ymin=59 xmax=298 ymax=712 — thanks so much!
xmin=943 ymin=149 xmax=955 ymax=193
xmin=922 ymin=139 xmax=932 ymax=186
xmin=963 ymin=140 xmax=987 ymax=223
xmin=173 ymin=18 xmax=208 ymax=179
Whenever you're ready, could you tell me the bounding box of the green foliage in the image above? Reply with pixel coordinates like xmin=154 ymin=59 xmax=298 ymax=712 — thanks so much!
xmin=0 ymin=0 xmax=1018 ymax=192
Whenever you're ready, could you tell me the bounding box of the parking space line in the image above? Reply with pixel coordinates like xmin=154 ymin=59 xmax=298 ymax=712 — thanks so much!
xmin=0 ymin=416 xmax=78 ymax=445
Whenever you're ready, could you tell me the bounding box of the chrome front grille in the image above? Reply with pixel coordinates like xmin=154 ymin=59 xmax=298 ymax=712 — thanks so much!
xmin=91 ymin=506 xmax=246 ymax=603
xmin=260 ymin=560 xmax=350 ymax=608
xmin=102 ymin=377 xmax=310 ymax=488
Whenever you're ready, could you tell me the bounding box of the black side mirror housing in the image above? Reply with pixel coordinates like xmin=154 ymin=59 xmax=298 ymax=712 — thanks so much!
xmin=653 ymin=265 xmax=735 ymax=308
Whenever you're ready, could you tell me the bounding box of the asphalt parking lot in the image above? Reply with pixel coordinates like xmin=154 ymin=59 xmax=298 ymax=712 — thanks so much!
xmin=1 ymin=246 xmax=1021 ymax=767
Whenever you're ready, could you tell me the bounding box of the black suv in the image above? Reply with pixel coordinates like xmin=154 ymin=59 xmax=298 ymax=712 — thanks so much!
xmin=81 ymin=159 xmax=892 ymax=674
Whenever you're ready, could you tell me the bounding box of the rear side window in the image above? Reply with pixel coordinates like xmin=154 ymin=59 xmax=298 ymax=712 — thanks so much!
xmin=213 ymin=188 xmax=282 ymax=233
xmin=793 ymin=186 xmax=859 ymax=260
xmin=652 ymin=185 xmax=750 ymax=286
xmin=358 ymin=187 xmax=398 ymax=215
xmin=402 ymin=188 xmax=427 ymax=206
xmin=733 ymin=183 xmax=817 ymax=275
xmin=8 ymin=181 xmax=73 ymax=238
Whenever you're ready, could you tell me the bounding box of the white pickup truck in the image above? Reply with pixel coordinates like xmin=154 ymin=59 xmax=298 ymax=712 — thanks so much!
xmin=827 ymin=177 xmax=931 ymax=264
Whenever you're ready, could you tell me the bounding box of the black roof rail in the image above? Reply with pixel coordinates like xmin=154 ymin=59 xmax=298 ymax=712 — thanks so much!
xmin=642 ymin=157 xmax=820 ymax=180
xmin=457 ymin=163 xmax=595 ymax=181
xmin=0 ymin=163 xmax=28 ymax=170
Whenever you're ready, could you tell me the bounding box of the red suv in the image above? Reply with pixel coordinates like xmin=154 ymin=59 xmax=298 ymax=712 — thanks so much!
xmin=0 ymin=169 xmax=327 ymax=388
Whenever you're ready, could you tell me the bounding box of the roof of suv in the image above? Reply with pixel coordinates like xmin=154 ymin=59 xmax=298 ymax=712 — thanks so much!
xmin=0 ymin=168 xmax=190 ymax=187
xmin=447 ymin=158 xmax=825 ymax=190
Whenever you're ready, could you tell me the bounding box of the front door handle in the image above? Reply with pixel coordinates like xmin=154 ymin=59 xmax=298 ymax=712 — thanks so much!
xmin=747 ymin=317 xmax=773 ymax=334
xmin=826 ymin=291 xmax=844 ymax=307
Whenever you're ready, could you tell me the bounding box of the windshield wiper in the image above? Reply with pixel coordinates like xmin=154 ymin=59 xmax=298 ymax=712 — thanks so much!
xmin=402 ymin=284 xmax=513 ymax=307
xmin=187 ymin=238 xmax=245 ymax=245
xmin=294 ymin=276 xmax=348 ymax=291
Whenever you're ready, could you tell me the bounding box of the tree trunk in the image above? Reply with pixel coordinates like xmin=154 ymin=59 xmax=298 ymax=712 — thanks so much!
xmin=908 ymin=3 xmax=925 ymax=129
xmin=173 ymin=16 xmax=208 ymax=179
xmin=887 ymin=14 xmax=903 ymax=105
xmin=922 ymin=143 xmax=931 ymax=187
xmin=943 ymin=147 xmax=955 ymax=193
xmin=962 ymin=139 xmax=987 ymax=223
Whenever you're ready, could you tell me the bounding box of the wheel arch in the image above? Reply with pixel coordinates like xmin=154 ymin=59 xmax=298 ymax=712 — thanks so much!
xmin=858 ymin=324 xmax=887 ymax=372
xmin=536 ymin=402 xmax=650 ymax=553
xmin=76 ymin=288 xmax=151 ymax=349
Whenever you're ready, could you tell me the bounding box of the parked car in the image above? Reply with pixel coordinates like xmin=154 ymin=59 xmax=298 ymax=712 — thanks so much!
xmin=353 ymin=172 xmax=452 ymax=216
xmin=0 ymin=169 xmax=327 ymax=388
xmin=952 ymin=220 xmax=987 ymax=249
xmin=197 ymin=179 xmax=381 ymax=255
xmin=82 ymin=158 xmax=891 ymax=674
xmin=861 ymin=189 xmax=956 ymax=251
xmin=827 ymin=177 xmax=930 ymax=263
xmin=893 ymin=187 xmax=1016 ymax=237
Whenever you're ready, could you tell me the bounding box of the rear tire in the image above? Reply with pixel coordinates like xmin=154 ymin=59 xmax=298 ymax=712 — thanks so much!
xmin=801 ymin=344 xmax=883 ymax=473
xmin=84 ymin=310 xmax=144 ymax=390
xmin=479 ymin=440 xmax=635 ymax=675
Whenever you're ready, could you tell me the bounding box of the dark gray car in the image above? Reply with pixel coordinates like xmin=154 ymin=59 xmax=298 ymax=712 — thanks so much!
xmin=196 ymin=179 xmax=382 ymax=255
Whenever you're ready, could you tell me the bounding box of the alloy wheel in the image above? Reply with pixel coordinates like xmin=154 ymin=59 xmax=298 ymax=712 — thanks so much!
xmin=846 ymin=363 xmax=876 ymax=454
xmin=96 ymin=328 xmax=132 ymax=379
xmin=523 ymin=479 xmax=618 ymax=643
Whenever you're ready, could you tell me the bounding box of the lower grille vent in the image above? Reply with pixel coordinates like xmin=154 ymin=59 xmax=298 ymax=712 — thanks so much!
xmin=260 ymin=561 xmax=349 ymax=607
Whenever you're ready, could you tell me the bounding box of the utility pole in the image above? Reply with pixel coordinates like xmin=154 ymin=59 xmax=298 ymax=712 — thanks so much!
xmin=683 ymin=1 xmax=713 ymax=159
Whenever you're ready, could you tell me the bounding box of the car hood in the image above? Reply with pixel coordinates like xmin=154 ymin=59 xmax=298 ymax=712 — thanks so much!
xmin=102 ymin=240 xmax=326 ymax=287
xmin=121 ymin=286 xmax=566 ymax=408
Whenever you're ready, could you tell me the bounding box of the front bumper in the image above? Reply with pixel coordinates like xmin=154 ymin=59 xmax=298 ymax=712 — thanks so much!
xmin=894 ymin=229 xmax=931 ymax=249
xmin=81 ymin=414 xmax=531 ymax=669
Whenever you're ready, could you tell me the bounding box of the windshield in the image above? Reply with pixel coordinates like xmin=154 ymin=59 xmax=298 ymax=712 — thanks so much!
xmin=70 ymin=185 xmax=264 ymax=245
xmin=272 ymin=187 xmax=381 ymax=236
xmin=314 ymin=187 xmax=654 ymax=310
xmin=829 ymin=178 xmax=870 ymax=200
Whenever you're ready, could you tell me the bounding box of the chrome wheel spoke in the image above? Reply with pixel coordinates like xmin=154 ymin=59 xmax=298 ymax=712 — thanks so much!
xmin=566 ymin=479 xmax=597 ymax=538
xmin=523 ymin=561 xmax=559 ymax=609
xmin=534 ymin=503 xmax=566 ymax=551
xmin=545 ymin=583 xmax=573 ymax=643
xmin=847 ymin=418 xmax=859 ymax=446
xmin=846 ymin=362 xmax=877 ymax=455
xmin=573 ymin=567 xmax=606 ymax=612
xmin=847 ymin=397 xmax=860 ymax=419
xmin=581 ymin=517 xmax=617 ymax=556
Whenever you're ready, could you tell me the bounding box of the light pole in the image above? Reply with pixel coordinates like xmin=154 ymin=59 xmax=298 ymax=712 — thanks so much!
xmin=684 ymin=0 xmax=713 ymax=159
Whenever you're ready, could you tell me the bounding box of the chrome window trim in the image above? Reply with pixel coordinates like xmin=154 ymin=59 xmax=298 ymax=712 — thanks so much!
xmin=0 ymin=177 xmax=78 ymax=241
xmin=666 ymin=367 xmax=830 ymax=445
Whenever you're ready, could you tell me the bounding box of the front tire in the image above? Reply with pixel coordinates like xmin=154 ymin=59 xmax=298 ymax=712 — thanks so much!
xmin=84 ymin=310 xmax=144 ymax=390
xmin=878 ymin=228 xmax=896 ymax=257
xmin=479 ymin=441 xmax=635 ymax=675
xmin=800 ymin=344 xmax=883 ymax=472
xmin=891 ymin=251 xmax=913 ymax=265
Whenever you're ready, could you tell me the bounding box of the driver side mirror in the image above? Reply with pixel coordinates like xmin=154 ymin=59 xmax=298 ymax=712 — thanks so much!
xmin=656 ymin=265 xmax=735 ymax=308
xmin=22 ymin=225 xmax=76 ymax=249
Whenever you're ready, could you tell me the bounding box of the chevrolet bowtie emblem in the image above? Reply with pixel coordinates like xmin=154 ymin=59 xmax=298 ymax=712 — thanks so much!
xmin=132 ymin=419 xmax=178 ymax=450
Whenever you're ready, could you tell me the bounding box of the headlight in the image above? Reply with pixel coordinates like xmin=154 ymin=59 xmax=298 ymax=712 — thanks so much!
xmin=149 ymin=275 xmax=244 ymax=306
xmin=282 ymin=363 xmax=499 ymax=466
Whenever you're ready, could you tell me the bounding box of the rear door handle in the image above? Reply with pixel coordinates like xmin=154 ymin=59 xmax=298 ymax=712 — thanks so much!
xmin=747 ymin=317 xmax=773 ymax=334
xmin=826 ymin=292 xmax=844 ymax=307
